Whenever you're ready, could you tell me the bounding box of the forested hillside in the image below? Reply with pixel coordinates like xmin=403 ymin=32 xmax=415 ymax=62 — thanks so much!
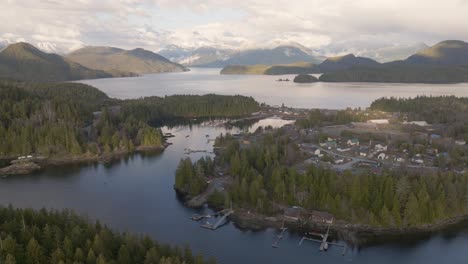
xmin=120 ymin=94 xmax=260 ymax=125
xmin=0 ymin=81 xmax=260 ymax=158
xmin=0 ymin=206 xmax=215 ymax=264
xmin=178 ymin=130 xmax=468 ymax=228
xmin=370 ymin=96 xmax=468 ymax=123
xmin=319 ymin=64 xmax=468 ymax=83
xmin=0 ymin=81 xmax=160 ymax=158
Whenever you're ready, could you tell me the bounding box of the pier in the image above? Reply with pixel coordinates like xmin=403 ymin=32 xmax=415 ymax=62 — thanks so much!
xmin=192 ymin=208 xmax=234 ymax=230
xmin=272 ymin=222 xmax=287 ymax=248
xmin=298 ymin=225 xmax=347 ymax=255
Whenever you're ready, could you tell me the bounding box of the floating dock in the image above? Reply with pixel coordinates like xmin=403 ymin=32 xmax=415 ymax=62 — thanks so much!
xmin=272 ymin=223 xmax=287 ymax=248
xmin=192 ymin=208 xmax=234 ymax=230
xmin=298 ymin=225 xmax=347 ymax=255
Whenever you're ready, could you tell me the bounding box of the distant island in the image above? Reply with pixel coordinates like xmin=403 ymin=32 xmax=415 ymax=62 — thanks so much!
xmin=220 ymin=40 xmax=468 ymax=84
xmin=220 ymin=62 xmax=317 ymax=75
xmin=293 ymin=74 xmax=319 ymax=83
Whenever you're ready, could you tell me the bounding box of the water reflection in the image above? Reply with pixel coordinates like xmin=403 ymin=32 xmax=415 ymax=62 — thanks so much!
xmin=80 ymin=68 xmax=468 ymax=109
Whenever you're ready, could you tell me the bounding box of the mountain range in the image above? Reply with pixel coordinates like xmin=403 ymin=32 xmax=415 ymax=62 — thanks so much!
xmin=2 ymin=40 xmax=468 ymax=83
xmin=319 ymin=40 xmax=468 ymax=83
xmin=159 ymin=45 xmax=321 ymax=67
xmin=0 ymin=43 xmax=189 ymax=82
xmin=67 ymin=46 xmax=188 ymax=75
xmin=221 ymin=40 xmax=468 ymax=83
xmin=0 ymin=42 xmax=112 ymax=82
xmin=220 ymin=54 xmax=380 ymax=75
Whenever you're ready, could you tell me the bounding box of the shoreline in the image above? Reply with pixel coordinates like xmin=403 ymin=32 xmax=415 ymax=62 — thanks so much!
xmin=228 ymin=208 xmax=468 ymax=245
xmin=176 ymin=191 xmax=468 ymax=245
xmin=0 ymin=143 xmax=168 ymax=176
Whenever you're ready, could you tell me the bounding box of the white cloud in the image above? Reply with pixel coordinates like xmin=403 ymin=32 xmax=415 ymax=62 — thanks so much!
xmin=0 ymin=0 xmax=467 ymax=54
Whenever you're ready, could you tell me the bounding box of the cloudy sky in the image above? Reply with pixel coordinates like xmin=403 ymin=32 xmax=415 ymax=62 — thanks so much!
xmin=1 ymin=0 xmax=467 ymax=54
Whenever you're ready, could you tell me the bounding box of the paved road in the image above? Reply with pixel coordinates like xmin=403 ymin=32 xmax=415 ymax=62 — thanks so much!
xmin=301 ymin=143 xmax=378 ymax=171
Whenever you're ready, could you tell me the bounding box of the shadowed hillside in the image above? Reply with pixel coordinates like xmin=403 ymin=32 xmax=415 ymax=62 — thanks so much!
xmin=67 ymin=46 xmax=188 ymax=75
xmin=317 ymin=54 xmax=380 ymax=72
xmin=0 ymin=43 xmax=112 ymax=82
xmin=405 ymin=40 xmax=468 ymax=65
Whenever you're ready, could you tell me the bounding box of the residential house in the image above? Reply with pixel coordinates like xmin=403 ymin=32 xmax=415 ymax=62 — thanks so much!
xmin=377 ymin=153 xmax=386 ymax=160
xmin=284 ymin=206 xmax=301 ymax=221
xmin=367 ymin=119 xmax=389 ymax=125
xmin=347 ymin=138 xmax=360 ymax=146
xmin=310 ymin=211 xmax=334 ymax=224
xmin=324 ymin=140 xmax=337 ymax=149
xmin=374 ymin=144 xmax=388 ymax=152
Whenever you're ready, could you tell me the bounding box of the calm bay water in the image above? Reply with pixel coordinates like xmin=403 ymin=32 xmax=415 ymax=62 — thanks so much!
xmin=1 ymin=72 xmax=468 ymax=263
xmin=80 ymin=68 xmax=468 ymax=109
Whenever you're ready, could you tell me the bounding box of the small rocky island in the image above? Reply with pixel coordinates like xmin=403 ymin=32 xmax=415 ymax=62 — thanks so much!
xmin=293 ymin=74 xmax=319 ymax=83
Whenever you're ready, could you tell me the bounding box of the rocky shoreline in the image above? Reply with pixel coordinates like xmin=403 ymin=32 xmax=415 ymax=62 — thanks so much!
xmin=0 ymin=144 xmax=168 ymax=176
xmin=228 ymin=208 xmax=468 ymax=245
xmin=174 ymin=191 xmax=468 ymax=245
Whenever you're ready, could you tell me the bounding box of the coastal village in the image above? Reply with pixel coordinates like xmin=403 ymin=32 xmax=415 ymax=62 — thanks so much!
xmin=183 ymin=105 xmax=468 ymax=248
xmin=237 ymin=106 xmax=468 ymax=175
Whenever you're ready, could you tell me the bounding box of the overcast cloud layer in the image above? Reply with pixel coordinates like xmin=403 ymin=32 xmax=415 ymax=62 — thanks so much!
xmin=1 ymin=0 xmax=467 ymax=54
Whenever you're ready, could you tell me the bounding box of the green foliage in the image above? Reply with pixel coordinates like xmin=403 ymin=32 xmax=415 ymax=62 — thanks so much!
xmin=319 ymin=64 xmax=468 ymax=83
xmin=207 ymin=190 xmax=226 ymax=208
xmin=295 ymin=109 xmax=382 ymax=128
xmin=0 ymin=81 xmax=260 ymax=159
xmin=206 ymin=132 xmax=468 ymax=227
xmin=175 ymin=157 xmax=213 ymax=196
xmin=0 ymin=81 xmax=164 ymax=157
xmin=121 ymin=94 xmax=260 ymax=125
xmin=0 ymin=206 xmax=214 ymax=264
xmin=370 ymin=96 xmax=468 ymax=124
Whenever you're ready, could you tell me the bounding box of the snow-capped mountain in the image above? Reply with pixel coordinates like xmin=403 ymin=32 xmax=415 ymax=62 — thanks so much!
xmin=159 ymin=45 xmax=235 ymax=67
xmin=159 ymin=45 xmax=322 ymax=67
xmin=36 ymin=42 xmax=59 ymax=54
xmin=0 ymin=39 xmax=12 ymax=51
xmin=315 ymin=42 xmax=429 ymax=63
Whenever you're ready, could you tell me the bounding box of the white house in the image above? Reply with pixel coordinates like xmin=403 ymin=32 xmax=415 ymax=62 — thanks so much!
xmin=374 ymin=144 xmax=388 ymax=152
xmin=314 ymin=149 xmax=321 ymax=156
xmin=403 ymin=121 xmax=429 ymax=127
xmin=396 ymin=157 xmax=405 ymax=163
xmin=455 ymin=140 xmax=466 ymax=146
xmin=335 ymin=159 xmax=344 ymax=164
xmin=347 ymin=138 xmax=360 ymax=146
xmin=413 ymin=159 xmax=424 ymax=164
xmin=377 ymin=153 xmax=386 ymax=160
xmin=367 ymin=119 xmax=389 ymax=125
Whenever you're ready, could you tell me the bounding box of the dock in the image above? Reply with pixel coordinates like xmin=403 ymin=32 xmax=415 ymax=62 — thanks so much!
xmin=194 ymin=208 xmax=234 ymax=230
xmin=298 ymin=225 xmax=347 ymax=255
xmin=272 ymin=222 xmax=287 ymax=248
xmin=190 ymin=214 xmax=211 ymax=221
